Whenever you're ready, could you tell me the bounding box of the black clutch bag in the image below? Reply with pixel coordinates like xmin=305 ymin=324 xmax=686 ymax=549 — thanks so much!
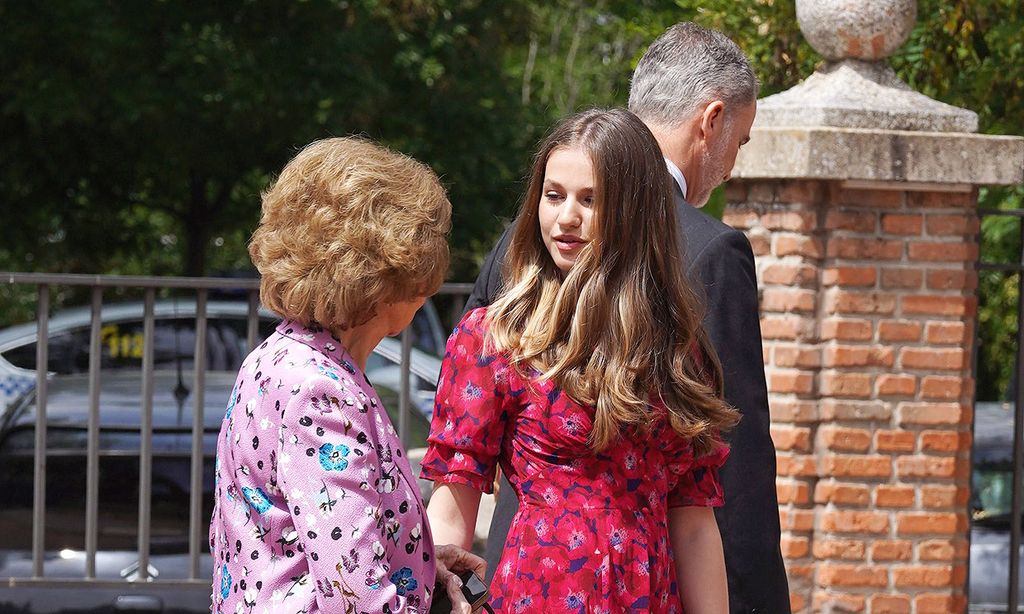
xmin=429 ymin=570 xmax=492 ymax=613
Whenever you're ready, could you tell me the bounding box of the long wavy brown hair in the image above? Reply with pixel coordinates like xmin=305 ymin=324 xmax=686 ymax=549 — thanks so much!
xmin=486 ymin=108 xmax=738 ymax=455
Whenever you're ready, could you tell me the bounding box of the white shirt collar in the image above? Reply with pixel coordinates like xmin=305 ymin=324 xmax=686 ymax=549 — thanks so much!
xmin=664 ymin=158 xmax=687 ymax=200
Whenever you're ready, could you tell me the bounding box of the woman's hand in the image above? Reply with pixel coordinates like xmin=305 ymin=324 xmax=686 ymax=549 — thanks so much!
xmin=435 ymin=543 xmax=487 ymax=614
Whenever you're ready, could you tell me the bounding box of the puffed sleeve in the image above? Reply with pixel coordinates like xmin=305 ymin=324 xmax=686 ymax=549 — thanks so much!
xmin=278 ymin=374 xmax=432 ymax=613
xmin=419 ymin=308 xmax=510 ymax=494
xmin=668 ymin=443 xmax=730 ymax=508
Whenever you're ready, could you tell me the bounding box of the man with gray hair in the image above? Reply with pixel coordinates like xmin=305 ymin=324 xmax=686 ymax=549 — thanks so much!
xmin=629 ymin=22 xmax=758 ymax=209
xmin=462 ymin=22 xmax=789 ymax=614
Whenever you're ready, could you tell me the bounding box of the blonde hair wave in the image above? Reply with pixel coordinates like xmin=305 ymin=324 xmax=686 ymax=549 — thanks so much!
xmin=249 ymin=137 xmax=451 ymax=328
xmin=487 ymin=109 xmax=738 ymax=456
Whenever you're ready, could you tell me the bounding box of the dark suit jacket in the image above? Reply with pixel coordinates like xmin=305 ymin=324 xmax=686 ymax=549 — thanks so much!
xmin=465 ymin=187 xmax=791 ymax=614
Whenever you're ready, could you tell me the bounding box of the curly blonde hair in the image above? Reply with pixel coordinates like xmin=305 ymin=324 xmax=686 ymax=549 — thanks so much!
xmin=249 ymin=137 xmax=451 ymax=328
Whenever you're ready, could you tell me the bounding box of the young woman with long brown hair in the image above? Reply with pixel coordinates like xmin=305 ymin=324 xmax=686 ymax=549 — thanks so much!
xmin=420 ymin=108 xmax=739 ymax=613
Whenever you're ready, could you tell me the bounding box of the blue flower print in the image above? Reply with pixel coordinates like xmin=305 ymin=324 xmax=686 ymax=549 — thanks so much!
xmin=220 ymin=564 xmax=232 ymax=599
xmin=390 ymin=567 xmax=418 ymax=596
xmin=317 ymin=363 xmax=340 ymax=381
xmin=225 ymin=385 xmax=238 ymax=419
xmin=462 ymin=381 xmax=483 ymax=400
xmin=564 ymin=592 xmax=584 ymax=609
xmin=319 ymin=442 xmax=350 ymax=472
xmin=242 ymin=486 xmax=272 ymax=514
xmin=608 ymin=527 xmax=625 ymax=548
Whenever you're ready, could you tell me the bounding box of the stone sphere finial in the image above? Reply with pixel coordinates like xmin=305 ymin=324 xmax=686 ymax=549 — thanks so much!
xmin=797 ymin=0 xmax=917 ymax=62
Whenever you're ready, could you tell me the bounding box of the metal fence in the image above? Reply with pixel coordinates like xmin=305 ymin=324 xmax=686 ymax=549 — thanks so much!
xmin=975 ymin=208 xmax=1024 ymax=614
xmin=0 ymin=272 xmax=471 ymax=596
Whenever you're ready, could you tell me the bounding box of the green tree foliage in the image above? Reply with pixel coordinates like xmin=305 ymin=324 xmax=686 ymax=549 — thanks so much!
xmin=1 ymin=0 xmax=529 ymax=281
xmin=2 ymin=1 xmax=1022 ymax=398
xmin=888 ymin=0 xmax=1024 ymax=400
xmin=977 ymin=197 xmax=1023 ymax=401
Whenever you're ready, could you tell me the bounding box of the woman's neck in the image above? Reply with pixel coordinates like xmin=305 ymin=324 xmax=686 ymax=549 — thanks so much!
xmin=330 ymin=319 xmax=388 ymax=371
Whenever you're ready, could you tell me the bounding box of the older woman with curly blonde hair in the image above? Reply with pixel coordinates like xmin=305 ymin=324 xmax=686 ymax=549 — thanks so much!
xmin=210 ymin=137 xmax=484 ymax=614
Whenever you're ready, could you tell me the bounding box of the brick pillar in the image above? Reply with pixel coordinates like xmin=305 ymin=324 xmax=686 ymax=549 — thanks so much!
xmin=725 ymin=180 xmax=980 ymax=613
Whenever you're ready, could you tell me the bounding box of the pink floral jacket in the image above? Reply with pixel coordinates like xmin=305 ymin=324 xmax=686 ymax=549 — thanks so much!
xmin=210 ymin=320 xmax=434 ymax=614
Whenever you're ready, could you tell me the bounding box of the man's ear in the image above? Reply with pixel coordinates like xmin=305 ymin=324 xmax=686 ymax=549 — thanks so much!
xmin=699 ymin=100 xmax=726 ymax=141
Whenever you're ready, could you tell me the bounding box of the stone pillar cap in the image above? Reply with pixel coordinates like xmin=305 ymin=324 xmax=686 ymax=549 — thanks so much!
xmin=738 ymin=0 xmax=1023 ymax=186
xmin=733 ymin=126 xmax=1024 ymax=186
xmin=759 ymin=0 xmax=977 ymax=133
xmin=798 ymin=0 xmax=917 ymax=62
xmin=756 ymin=60 xmax=979 ymax=133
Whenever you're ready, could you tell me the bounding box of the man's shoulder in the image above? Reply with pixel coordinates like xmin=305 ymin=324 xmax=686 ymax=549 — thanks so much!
xmin=675 ymin=199 xmax=748 ymax=267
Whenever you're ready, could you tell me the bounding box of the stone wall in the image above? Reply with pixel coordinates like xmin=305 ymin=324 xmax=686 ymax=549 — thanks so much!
xmin=724 ymin=179 xmax=978 ymax=613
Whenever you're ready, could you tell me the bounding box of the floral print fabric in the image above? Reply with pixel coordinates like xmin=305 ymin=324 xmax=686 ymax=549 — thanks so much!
xmin=210 ymin=320 xmax=434 ymax=614
xmin=420 ymin=308 xmax=728 ymax=613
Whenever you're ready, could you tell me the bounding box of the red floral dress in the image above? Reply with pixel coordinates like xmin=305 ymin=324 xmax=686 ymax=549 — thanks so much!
xmin=420 ymin=308 xmax=728 ymax=613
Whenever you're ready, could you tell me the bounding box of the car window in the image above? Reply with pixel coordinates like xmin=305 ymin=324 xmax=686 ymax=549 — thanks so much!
xmin=2 ymin=318 xmax=277 ymax=375
xmin=3 ymin=330 xmax=79 ymax=374
xmin=972 ymin=402 xmax=1019 ymax=530
xmin=973 ymin=464 xmax=1014 ymax=527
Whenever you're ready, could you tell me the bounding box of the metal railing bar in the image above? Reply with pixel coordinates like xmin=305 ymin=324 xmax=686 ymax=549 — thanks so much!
xmin=398 ymin=327 xmax=412 ymax=449
xmin=137 ymin=289 xmax=156 ymax=581
xmin=967 ymin=269 xmax=981 ymax=608
xmin=3 ymin=578 xmax=211 ymax=588
xmin=7 ymin=424 xmax=216 ymax=435
xmin=451 ymin=293 xmax=472 ymax=325
xmin=246 ymin=289 xmax=259 ymax=351
xmin=0 ymin=273 xmax=474 ymax=592
xmin=189 ymin=290 xmax=208 ymax=579
xmin=978 ymin=263 xmax=1024 ymax=272
xmin=980 ymin=208 xmax=1024 ymax=219
xmin=6 ymin=449 xmax=215 ymax=458
xmin=31 ymin=284 xmax=49 ymax=579
xmin=449 ymin=301 xmax=462 ymax=329
xmin=0 ymin=272 xmax=472 ymax=295
xmin=0 ymin=272 xmax=260 ymax=290
xmin=85 ymin=287 xmax=103 ymax=579
xmin=1008 ymin=219 xmax=1024 ymax=612
xmin=436 ymin=282 xmax=474 ymax=295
